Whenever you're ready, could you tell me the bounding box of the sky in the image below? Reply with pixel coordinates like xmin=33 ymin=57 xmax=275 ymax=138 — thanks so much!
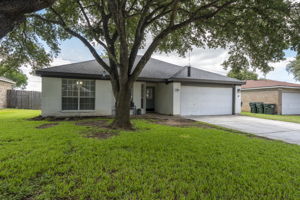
xmin=23 ymin=37 xmax=299 ymax=91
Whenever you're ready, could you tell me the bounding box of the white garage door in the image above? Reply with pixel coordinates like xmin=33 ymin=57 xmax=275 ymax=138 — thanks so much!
xmin=180 ymin=86 xmax=233 ymax=116
xmin=282 ymin=93 xmax=300 ymax=115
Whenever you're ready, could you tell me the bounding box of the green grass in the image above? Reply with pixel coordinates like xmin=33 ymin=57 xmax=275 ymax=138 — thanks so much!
xmin=1 ymin=109 xmax=300 ymax=200
xmin=242 ymin=112 xmax=300 ymax=124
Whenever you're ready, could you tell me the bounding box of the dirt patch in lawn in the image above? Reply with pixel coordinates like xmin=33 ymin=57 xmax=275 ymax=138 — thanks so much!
xmin=153 ymin=118 xmax=213 ymax=128
xmin=36 ymin=123 xmax=59 ymax=129
xmin=86 ymin=131 xmax=118 ymax=139
xmin=30 ymin=115 xmax=109 ymax=121
xmin=134 ymin=114 xmax=213 ymax=128
xmin=76 ymin=120 xmax=119 ymax=139
xmin=75 ymin=120 xmax=110 ymax=129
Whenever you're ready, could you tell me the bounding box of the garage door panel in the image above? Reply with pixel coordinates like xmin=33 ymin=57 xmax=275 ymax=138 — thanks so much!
xmin=180 ymin=86 xmax=232 ymax=115
xmin=282 ymin=93 xmax=300 ymax=115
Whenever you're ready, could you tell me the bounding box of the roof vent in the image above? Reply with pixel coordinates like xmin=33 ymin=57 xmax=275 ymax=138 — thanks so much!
xmin=187 ymin=66 xmax=191 ymax=77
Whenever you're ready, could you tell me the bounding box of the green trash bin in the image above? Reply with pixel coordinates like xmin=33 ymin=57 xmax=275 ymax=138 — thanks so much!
xmin=255 ymin=102 xmax=264 ymax=114
xmin=263 ymin=104 xmax=276 ymax=115
xmin=249 ymin=102 xmax=257 ymax=113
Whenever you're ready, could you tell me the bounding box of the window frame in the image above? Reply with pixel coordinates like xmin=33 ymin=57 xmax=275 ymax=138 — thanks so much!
xmin=61 ymin=79 xmax=96 ymax=111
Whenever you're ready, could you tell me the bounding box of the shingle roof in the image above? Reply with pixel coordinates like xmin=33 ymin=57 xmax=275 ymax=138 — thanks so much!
xmin=36 ymin=56 xmax=243 ymax=85
xmin=0 ymin=77 xmax=15 ymax=84
xmin=242 ymin=80 xmax=300 ymax=89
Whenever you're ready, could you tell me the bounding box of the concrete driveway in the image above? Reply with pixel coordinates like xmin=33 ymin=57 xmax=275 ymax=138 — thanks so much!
xmin=187 ymin=115 xmax=300 ymax=145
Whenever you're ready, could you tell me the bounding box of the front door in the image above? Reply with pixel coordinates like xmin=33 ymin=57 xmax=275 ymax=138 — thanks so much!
xmin=146 ymin=87 xmax=155 ymax=112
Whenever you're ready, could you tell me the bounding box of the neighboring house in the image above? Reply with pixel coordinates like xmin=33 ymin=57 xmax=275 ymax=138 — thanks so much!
xmin=36 ymin=56 xmax=244 ymax=117
xmin=242 ymin=80 xmax=300 ymax=115
xmin=0 ymin=77 xmax=15 ymax=108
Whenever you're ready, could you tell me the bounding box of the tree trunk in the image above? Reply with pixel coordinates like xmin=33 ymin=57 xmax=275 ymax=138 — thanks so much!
xmin=111 ymin=83 xmax=133 ymax=130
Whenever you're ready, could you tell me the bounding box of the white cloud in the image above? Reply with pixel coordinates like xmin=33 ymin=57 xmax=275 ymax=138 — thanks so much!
xmin=264 ymin=57 xmax=298 ymax=83
xmin=22 ymin=58 xmax=72 ymax=91
xmin=149 ymin=48 xmax=299 ymax=83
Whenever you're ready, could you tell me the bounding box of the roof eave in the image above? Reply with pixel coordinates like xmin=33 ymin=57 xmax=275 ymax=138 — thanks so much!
xmin=242 ymin=86 xmax=300 ymax=90
xmin=168 ymin=78 xmax=245 ymax=85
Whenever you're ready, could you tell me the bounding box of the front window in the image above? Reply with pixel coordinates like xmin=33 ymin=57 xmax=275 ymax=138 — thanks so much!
xmin=62 ymin=79 xmax=95 ymax=110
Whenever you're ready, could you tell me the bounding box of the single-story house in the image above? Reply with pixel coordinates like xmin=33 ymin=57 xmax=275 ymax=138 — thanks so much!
xmin=0 ymin=77 xmax=15 ymax=108
xmin=36 ymin=56 xmax=244 ymax=117
xmin=242 ymin=80 xmax=300 ymax=115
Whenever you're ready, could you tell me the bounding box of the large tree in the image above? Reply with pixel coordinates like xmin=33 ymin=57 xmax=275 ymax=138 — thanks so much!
xmin=0 ymin=0 xmax=56 ymax=39
xmin=227 ymin=69 xmax=258 ymax=80
xmin=0 ymin=66 xmax=27 ymax=88
xmin=287 ymin=55 xmax=300 ymax=81
xmin=1 ymin=0 xmax=300 ymax=129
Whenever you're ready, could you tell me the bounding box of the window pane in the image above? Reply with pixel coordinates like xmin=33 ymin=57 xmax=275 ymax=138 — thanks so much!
xmin=80 ymin=98 xmax=95 ymax=110
xmin=62 ymin=79 xmax=78 ymax=97
xmin=80 ymin=80 xmax=95 ymax=97
xmin=62 ymin=97 xmax=78 ymax=110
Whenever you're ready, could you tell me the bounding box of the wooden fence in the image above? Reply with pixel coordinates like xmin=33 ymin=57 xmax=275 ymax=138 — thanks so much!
xmin=7 ymin=90 xmax=41 ymax=110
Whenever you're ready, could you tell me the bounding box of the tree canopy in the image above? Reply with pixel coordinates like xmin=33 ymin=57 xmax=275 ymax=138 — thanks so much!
xmin=287 ymin=55 xmax=300 ymax=81
xmin=0 ymin=67 xmax=27 ymax=88
xmin=227 ymin=69 xmax=258 ymax=80
xmin=0 ymin=0 xmax=56 ymax=39
xmin=1 ymin=0 xmax=300 ymax=128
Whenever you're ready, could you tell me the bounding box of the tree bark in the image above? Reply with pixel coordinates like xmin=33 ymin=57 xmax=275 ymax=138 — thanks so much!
xmin=0 ymin=0 xmax=56 ymax=39
xmin=111 ymin=81 xmax=133 ymax=130
xmin=0 ymin=14 xmax=23 ymax=39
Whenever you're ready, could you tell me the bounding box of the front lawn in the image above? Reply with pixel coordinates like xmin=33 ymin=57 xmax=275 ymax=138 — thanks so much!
xmin=242 ymin=112 xmax=300 ymax=124
xmin=1 ymin=109 xmax=300 ymax=199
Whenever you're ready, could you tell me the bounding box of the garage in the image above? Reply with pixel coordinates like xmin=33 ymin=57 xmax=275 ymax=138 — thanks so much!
xmin=180 ymin=85 xmax=233 ymax=116
xmin=282 ymin=92 xmax=300 ymax=115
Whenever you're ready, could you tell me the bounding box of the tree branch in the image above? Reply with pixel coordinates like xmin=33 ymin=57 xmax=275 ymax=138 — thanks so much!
xmin=29 ymin=13 xmax=112 ymax=74
xmin=130 ymin=0 xmax=236 ymax=81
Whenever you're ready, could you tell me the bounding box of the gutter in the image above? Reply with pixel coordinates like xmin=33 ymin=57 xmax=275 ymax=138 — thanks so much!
xmin=242 ymin=86 xmax=300 ymax=91
xmin=167 ymin=78 xmax=245 ymax=85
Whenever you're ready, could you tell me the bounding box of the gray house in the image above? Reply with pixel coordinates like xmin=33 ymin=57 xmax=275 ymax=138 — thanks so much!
xmin=36 ymin=56 xmax=243 ymax=117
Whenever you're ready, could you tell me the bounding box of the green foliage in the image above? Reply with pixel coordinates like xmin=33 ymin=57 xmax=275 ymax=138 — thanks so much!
xmin=243 ymin=112 xmax=300 ymax=124
xmin=0 ymin=67 xmax=28 ymax=88
xmin=227 ymin=69 xmax=258 ymax=80
xmin=2 ymin=109 xmax=300 ymax=199
xmin=1 ymin=0 xmax=300 ymax=76
xmin=287 ymin=55 xmax=300 ymax=81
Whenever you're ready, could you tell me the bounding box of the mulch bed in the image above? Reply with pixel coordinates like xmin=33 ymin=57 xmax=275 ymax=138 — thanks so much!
xmin=36 ymin=123 xmax=59 ymax=129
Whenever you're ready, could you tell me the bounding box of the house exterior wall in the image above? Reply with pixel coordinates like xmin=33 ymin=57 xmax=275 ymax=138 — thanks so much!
xmin=241 ymin=89 xmax=280 ymax=113
xmin=155 ymin=82 xmax=174 ymax=115
xmin=41 ymin=77 xmax=145 ymax=117
xmin=41 ymin=77 xmax=241 ymax=117
xmin=132 ymin=81 xmax=146 ymax=114
xmin=0 ymin=81 xmax=13 ymax=108
xmin=235 ymin=86 xmax=242 ymax=114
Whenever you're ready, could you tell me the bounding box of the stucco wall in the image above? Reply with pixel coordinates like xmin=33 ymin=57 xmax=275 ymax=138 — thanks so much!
xmin=153 ymin=82 xmax=180 ymax=115
xmin=41 ymin=77 xmax=145 ymax=117
xmin=155 ymin=82 xmax=173 ymax=115
xmin=42 ymin=77 xmax=114 ymax=117
xmin=132 ymin=81 xmax=146 ymax=114
xmin=241 ymin=89 xmax=280 ymax=113
xmin=0 ymin=81 xmax=13 ymax=108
